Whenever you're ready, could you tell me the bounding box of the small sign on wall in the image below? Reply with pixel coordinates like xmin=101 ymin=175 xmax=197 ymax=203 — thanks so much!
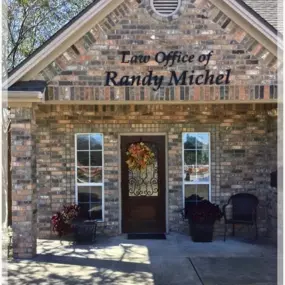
xmin=105 ymin=51 xmax=231 ymax=90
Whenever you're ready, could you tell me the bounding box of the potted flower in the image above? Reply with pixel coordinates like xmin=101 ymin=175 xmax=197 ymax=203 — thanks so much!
xmin=189 ymin=199 xmax=222 ymax=242
xmin=51 ymin=204 xmax=80 ymax=238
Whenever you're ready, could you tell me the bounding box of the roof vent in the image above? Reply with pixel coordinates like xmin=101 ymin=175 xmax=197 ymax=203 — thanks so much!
xmin=151 ymin=0 xmax=181 ymax=17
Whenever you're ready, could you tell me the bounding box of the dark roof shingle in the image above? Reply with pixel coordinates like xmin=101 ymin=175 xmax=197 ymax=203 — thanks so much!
xmin=241 ymin=0 xmax=283 ymax=33
xmin=8 ymin=80 xmax=47 ymax=93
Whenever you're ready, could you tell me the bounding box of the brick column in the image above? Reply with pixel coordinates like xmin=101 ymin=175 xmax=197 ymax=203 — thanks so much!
xmin=10 ymin=107 xmax=37 ymax=258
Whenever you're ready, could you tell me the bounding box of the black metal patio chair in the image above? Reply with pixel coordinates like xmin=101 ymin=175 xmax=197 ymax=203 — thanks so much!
xmin=222 ymin=193 xmax=259 ymax=241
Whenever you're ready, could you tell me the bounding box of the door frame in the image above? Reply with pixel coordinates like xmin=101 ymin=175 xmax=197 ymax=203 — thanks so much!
xmin=118 ymin=133 xmax=168 ymax=234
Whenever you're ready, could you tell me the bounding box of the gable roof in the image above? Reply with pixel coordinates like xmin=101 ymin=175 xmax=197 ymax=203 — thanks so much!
xmin=5 ymin=0 xmax=282 ymax=89
xmin=241 ymin=0 xmax=283 ymax=33
xmin=7 ymin=0 xmax=102 ymax=79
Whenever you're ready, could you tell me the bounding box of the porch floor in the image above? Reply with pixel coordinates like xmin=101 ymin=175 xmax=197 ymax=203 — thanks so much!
xmin=8 ymin=232 xmax=277 ymax=285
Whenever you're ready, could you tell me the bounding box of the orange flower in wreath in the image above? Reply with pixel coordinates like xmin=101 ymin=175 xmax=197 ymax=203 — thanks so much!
xmin=126 ymin=142 xmax=155 ymax=171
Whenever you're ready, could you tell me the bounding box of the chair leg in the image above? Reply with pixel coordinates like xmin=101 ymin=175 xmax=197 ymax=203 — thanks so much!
xmin=232 ymin=224 xmax=235 ymax=236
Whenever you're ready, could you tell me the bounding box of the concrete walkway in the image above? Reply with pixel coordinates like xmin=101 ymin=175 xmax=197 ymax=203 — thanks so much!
xmin=8 ymin=233 xmax=277 ymax=285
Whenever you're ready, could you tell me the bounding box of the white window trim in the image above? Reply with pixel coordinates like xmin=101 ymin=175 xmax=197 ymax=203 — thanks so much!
xmin=75 ymin=133 xmax=104 ymax=222
xmin=182 ymin=132 xmax=211 ymax=208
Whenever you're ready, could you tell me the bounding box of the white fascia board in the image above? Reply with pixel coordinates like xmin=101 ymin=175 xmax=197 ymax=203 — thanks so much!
xmin=5 ymin=0 xmax=119 ymax=89
xmin=8 ymin=91 xmax=44 ymax=103
xmin=209 ymin=0 xmax=282 ymax=56
xmin=224 ymin=0 xmax=283 ymax=49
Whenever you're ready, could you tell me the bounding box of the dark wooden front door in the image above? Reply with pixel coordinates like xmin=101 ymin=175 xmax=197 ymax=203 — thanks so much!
xmin=121 ymin=136 xmax=166 ymax=233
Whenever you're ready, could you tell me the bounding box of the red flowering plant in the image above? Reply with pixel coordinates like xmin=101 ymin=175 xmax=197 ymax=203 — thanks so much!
xmin=51 ymin=204 xmax=80 ymax=237
xmin=190 ymin=200 xmax=223 ymax=224
xmin=126 ymin=142 xmax=155 ymax=171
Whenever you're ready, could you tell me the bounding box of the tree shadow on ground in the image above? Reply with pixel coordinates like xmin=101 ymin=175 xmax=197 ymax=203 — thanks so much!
xmin=8 ymin=233 xmax=278 ymax=285
xmin=8 ymin=241 xmax=154 ymax=285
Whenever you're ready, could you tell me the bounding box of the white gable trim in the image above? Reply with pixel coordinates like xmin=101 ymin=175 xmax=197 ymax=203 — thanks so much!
xmin=8 ymin=91 xmax=44 ymax=105
xmin=224 ymin=0 xmax=282 ymax=47
xmin=5 ymin=0 xmax=124 ymax=88
xmin=210 ymin=0 xmax=282 ymax=54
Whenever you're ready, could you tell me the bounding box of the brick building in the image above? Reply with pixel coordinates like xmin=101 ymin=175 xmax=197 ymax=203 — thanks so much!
xmin=5 ymin=0 xmax=281 ymax=258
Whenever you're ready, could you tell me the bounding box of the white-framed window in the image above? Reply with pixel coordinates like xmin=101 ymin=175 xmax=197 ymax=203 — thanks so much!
xmin=75 ymin=133 xmax=104 ymax=221
xmin=182 ymin=133 xmax=211 ymax=206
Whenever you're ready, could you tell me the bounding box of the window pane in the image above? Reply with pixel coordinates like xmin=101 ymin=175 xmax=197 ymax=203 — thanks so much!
xmin=196 ymin=166 xmax=210 ymax=183
xmin=76 ymin=133 xmax=104 ymax=221
xmin=197 ymin=150 xmax=209 ymax=164
xmin=90 ymin=186 xmax=102 ymax=202
xmin=90 ymin=151 xmax=102 ymax=166
xmin=78 ymin=186 xmax=90 ymax=202
xmin=90 ymin=134 xmax=102 ymax=150
xmin=183 ymin=133 xmax=197 ymax=149
xmin=185 ymin=184 xmax=209 ymax=200
xmin=77 ymin=135 xmax=89 ymax=150
xmin=196 ymin=134 xmax=209 ymax=149
xmin=90 ymin=167 xmax=102 ymax=183
xmin=184 ymin=150 xmax=196 ymax=165
xmin=78 ymin=203 xmax=90 ymax=220
xmin=184 ymin=166 xmax=197 ymax=182
xmin=77 ymin=168 xmax=89 ymax=183
xmin=90 ymin=203 xmax=102 ymax=220
xmin=77 ymin=151 xmax=89 ymax=166
xmin=78 ymin=203 xmax=102 ymax=220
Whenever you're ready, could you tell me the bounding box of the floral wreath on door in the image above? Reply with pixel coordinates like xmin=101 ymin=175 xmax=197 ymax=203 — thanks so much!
xmin=126 ymin=142 xmax=155 ymax=171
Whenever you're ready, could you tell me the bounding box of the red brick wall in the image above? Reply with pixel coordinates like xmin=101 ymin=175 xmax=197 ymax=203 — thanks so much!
xmin=34 ymin=103 xmax=277 ymax=239
xmin=31 ymin=0 xmax=278 ymax=104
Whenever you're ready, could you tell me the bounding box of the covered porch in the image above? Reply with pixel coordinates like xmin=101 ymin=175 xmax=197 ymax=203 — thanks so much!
xmin=8 ymin=102 xmax=278 ymax=258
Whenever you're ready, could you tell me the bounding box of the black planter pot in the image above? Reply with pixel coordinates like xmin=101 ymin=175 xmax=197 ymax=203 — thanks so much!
xmin=72 ymin=220 xmax=97 ymax=244
xmin=188 ymin=219 xmax=193 ymax=236
xmin=185 ymin=200 xmax=203 ymax=236
xmin=191 ymin=222 xmax=214 ymax=242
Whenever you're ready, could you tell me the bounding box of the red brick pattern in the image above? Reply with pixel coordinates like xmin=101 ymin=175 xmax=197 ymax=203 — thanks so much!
xmin=10 ymin=108 xmax=37 ymax=258
xmin=34 ymin=103 xmax=277 ymax=238
xmin=30 ymin=0 xmax=278 ymax=104
xmin=46 ymin=85 xmax=278 ymax=102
